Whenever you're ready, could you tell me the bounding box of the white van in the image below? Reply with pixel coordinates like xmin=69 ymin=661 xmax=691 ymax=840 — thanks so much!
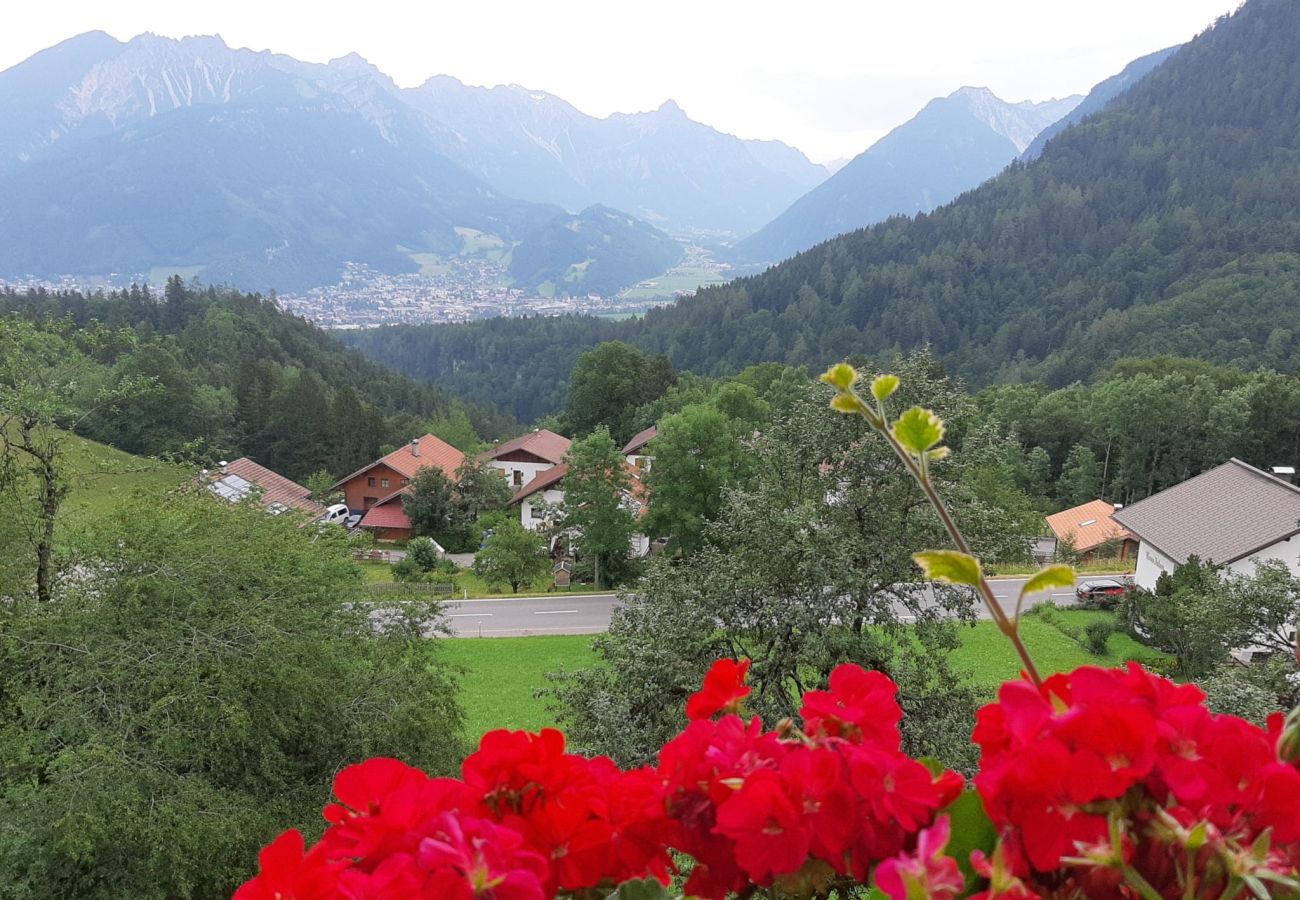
xmin=320 ymin=504 xmax=361 ymax=529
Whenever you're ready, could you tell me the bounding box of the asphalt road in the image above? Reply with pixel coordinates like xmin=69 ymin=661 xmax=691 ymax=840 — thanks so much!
xmin=442 ymin=575 xmax=1118 ymax=637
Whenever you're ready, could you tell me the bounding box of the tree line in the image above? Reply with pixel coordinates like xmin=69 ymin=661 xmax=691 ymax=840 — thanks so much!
xmin=0 ymin=278 xmax=516 ymax=479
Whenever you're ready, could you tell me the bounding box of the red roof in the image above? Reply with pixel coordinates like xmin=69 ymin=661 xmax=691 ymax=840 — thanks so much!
xmin=204 ymin=457 xmax=325 ymax=516
xmin=483 ymin=429 xmax=572 ymax=465
xmin=622 ymin=425 xmax=657 ymax=455
xmin=1046 ymin=499 xmax=1135 ymax=553
xmin=510 ymin=463 xmax=649 ymax=515
xmin=332 ymin=434 xmax=465 ymax=490
xmin=511 ymin=463 xmax=569 ymax=504
xmin=358 ymin=495 xmax=412 ymax=531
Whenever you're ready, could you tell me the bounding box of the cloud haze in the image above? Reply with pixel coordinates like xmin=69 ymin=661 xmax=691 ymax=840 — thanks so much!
xmin=1 ymin=0 xmax=1241 ymax=161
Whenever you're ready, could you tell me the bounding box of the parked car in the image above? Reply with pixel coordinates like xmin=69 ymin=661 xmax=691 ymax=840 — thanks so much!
xmin=320 ymin=503 xmax=360 ymax=529
xmin=1075 ymin=578 xmax=1130 ymax=608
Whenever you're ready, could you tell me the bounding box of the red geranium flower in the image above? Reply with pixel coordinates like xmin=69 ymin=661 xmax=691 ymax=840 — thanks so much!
xmin=235 ymin=829 xmax=345 ymax=900
xmin=686 ymin=658 xmax=752 ymax=720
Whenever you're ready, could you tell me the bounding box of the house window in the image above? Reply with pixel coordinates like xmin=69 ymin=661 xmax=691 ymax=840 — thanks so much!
xmin=513 ymin=470 xmax=524 ymax=486
xmin=530 ymin=504 xmax=542 ymax=519
xmin=363 ymin=496 xmax=378 ymax=509
xmin=381 ymin=478 xmax=390 ymax=489
xmin=367 ymin=476 xmax=376 ymax=487
xmin=401 ymin=478 xmax=409 ymax=486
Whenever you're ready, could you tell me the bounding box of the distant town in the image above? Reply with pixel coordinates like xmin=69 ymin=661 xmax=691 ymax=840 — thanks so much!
xmin=1 ymin=246 xmax=737 ymax=330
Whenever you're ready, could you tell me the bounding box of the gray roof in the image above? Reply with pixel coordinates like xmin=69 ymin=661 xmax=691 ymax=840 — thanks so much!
xmin=1111 ymin=459 xmax=1300 ymax=565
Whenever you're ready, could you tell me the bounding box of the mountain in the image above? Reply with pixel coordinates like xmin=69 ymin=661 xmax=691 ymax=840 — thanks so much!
xmin=403 ymin=78 xmax=828 ymax=236
xmin=733 ymin=87 xmax=1081 ymax=263
xmin=0 ymin=33 xmax=678 ymax=293
xmin=1021 ymin=45 xmax=1181 ymax=161
xmin=508 ymin=205 xmax=685 ymax=298
xmin=343 ymin=0 xmax=1300 ymax=420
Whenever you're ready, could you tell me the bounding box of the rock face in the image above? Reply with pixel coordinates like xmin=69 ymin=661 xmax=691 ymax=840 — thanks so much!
xmin=733 ymin=87 xmax=1082 ymax=264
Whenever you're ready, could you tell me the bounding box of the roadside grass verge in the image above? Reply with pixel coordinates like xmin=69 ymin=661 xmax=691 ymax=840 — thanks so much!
xmin=443 ymin=611 xmax=1163 ymax=742
xmin=441 ymin=636 xmax=597 ymax=740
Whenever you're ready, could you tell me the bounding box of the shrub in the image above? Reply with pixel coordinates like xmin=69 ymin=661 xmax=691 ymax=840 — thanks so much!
xmin=1083 ymin=619 xmax=1114 ymax=655
xmin=406 ymin=536 xmax=441 ymax=572
xmin=391 ymin=556 xmax=423 ymax=582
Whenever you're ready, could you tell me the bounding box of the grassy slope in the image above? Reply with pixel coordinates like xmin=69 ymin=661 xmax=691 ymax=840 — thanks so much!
xmin=14 ymin=428 xmax=187 ymax=535
xmin=444 ymin=611 xmax=1164 ymax=742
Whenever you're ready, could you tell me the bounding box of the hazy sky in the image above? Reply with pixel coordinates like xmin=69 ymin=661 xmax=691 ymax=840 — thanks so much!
xmin=3 ymin=1 xmax=1242 ymax=162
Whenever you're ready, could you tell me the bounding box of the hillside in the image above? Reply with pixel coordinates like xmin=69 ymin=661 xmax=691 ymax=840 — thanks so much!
xmin=346 ymin=0 xmax=1300 ymax=417
xmin=404 ymin=80 xmax=829 ymax=237
xmin=508 ymin=205 xmax=685 ymax=297
xmin=0 ymin=281 xmax=514 ymax=479
xmin=734 ymin=88 xmax=1081 ymax=263
xmin=1020 ymin=45 xmax=1181 ymax=161
xmin=0 ymin=33 xmax=680 ymax=294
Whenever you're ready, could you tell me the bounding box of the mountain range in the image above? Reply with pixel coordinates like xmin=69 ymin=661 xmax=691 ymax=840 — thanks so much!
xmin=0 ymin=31 xmax=832 ymax=292
xmin=732 ymin=87 xmax=1082 ymax=263
xmin=342 ymin=0 xmax=1300 ymax=421
xmin=404 ymin=79 xmax=829 ymax=237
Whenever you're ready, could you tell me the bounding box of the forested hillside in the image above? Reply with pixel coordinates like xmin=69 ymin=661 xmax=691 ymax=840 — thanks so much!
xmin=347 ymin=0 xmax=1300 ymax=418
xmin=0 ymin=279 xmax=511 ymax=478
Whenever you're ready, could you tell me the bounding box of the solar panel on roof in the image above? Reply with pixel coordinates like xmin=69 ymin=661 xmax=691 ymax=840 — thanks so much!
xmin=208 ymin=474 xmax=253 ymax=502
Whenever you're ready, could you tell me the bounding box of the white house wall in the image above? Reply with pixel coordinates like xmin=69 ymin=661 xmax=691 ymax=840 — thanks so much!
xmin=491 ymin=459 xmax=555 ymax=491
xmin=1225 ymin=537 xmax=1300 ymax=579
xmin=518 ymin=484 xmax=651 ymax=559
xmin=1134 ymin=541 xmax=1178 ymax=591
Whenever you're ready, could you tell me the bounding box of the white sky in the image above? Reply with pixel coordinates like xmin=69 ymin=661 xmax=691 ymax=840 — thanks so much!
xmin=2 ymin=0 xmax=1242 ymax=163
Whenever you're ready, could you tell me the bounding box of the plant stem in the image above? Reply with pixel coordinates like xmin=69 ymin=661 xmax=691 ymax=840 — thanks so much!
xmin=878 ymin=421 xmax=1044 ymax=687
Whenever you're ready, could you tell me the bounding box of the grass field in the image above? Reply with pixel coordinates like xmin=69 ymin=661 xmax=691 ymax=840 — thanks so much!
xmin=35 ymin=429 xmax=186 ymax=534
xmin=443 ymin=611 xmax=1164 ymax=741
xmin=619 ymin=265 xmax=730 ymax=300
xmin=442 ymin=635 xmax=596 ymax=739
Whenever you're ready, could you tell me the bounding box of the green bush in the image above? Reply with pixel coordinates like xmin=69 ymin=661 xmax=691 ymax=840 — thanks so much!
xmin=407 ymin=536 xmax=441 ymax=572
xmin=1083 ymin=620 xmax=1114 ymax=656
xmin=392 ymin=556 xmax=423 ymax=582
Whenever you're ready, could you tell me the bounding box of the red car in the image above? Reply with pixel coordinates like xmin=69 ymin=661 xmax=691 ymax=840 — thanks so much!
xmin=1074 ymin=578 xmax=1130 ymax=606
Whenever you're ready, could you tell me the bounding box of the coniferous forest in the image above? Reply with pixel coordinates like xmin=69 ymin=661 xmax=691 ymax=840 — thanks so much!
xmin=346 ymin=0 xmax=1300 ymax=421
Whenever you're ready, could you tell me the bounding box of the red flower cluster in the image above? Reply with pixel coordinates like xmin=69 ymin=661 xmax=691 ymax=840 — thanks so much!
xmin=237 ymin=660 xmax=959 ymax=899
xmin=973 ymin=662 xmax=1300 ymax=896
xmin=237 ymin=730 xmax=674 ymax=899
xmin=238 ymin=659 xmax=1300 ymax=899
xmin=661 ymin=661 xmax=962 ymax=897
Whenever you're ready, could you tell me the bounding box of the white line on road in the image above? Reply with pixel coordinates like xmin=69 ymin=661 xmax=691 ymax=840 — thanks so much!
xmin=533 ymin=609 xmax=579 ymax=615
xmin=448 ymin=613 xmax=494 ymax=618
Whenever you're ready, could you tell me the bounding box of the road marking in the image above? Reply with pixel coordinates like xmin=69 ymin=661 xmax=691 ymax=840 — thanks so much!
xmin=1051 ymin=593 xmax=1076 ymax=598
xmin=448 ymin=613 xmax=493 ymax=618
xmin=533 ymin=609 xmax=579 ymax=615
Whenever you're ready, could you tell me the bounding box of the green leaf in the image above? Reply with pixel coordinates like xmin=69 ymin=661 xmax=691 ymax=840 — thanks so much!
xmin=830 ymin=392 xmax=868 ymax=415
xmin=870 ymin=374 xmax=900 ymax=401
xmin=942 ymin=789 xmax=998 ymax=886
xmin=1019 ymin=564 xmax=1076 ymax=602
xmin=820 ymin=363 xmax=859 ymax=392
xmin=891 ymin=406 xmax=945 ymax=455
xmin=913 ymin=550 xmax=981 ymax=586
xmin=604 ymin=879 xmax=676 ymax=900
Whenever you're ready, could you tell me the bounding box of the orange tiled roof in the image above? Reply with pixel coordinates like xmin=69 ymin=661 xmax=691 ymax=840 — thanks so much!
xmin=1046 ymin=499 xmax=1134 ymax=553
xmin=332 ymin=434 xmax=465 ymax=490
xmin=482 ymin=429 xmax=572 ymax=465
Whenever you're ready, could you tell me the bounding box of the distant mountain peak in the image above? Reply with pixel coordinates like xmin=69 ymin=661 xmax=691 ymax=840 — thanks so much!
xmin=948 ymin=85 xmax=1082 ymax=152
xmin=328 ymin=51 xmax=379 ymax=73
xmin=655 ymin=98 xmax=686 ymax=118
